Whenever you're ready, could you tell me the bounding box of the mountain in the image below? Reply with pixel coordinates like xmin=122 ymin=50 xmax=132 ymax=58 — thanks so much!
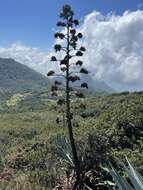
xmin=53 ymin=74 xmax=114 ymax=95
xmin=0 ymin=57 xmax=113 ymax=99
xmin=80 ymin=75 xmax=114 ymax=94
xmin=0 ymin=58 xmax=50 ymax=95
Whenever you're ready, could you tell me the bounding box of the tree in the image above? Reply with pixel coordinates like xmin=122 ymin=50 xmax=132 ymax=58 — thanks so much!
xmin=47 ymin=4 xmax=88 ymax=178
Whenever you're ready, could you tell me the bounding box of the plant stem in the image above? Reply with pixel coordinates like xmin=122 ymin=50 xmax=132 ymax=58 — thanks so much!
xmin=66 ymin=23 xmax=79 ymax=172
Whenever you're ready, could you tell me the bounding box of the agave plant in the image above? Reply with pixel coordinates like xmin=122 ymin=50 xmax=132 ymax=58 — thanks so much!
xmin=109 ymin=158 xmax=143 ymax=190
xmin=54 ymin=135 xmax=74 ymax=167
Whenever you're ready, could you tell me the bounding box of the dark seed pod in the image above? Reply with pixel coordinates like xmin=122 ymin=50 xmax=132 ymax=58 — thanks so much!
xmin=80 ymin=68 xmax=88 ymax=74
xmin=70 ymin=29 xmax=76 ymax=35
xmin=54 ymin=32 xmax=65 ymax=39
xmin=72 ymin=36 xmax=78 ymax=42
xmin=62 ymin=4 xmax=72 ymax=14
xmin=76 ymin=51 xmax=83 ymax=56
xmin=61 ymin=67 xmax=66 ymax=72
xmin=51 ymin=85 xmax=58 ymax=91
xmin=81 ymin=82 xmax=88 ymax=89
xmin=76 ymin=60 xmax=83 ymax=66
xmin=54 ymin=44 xmax=62 ymax=52
xmin=54 ymin=33 xmax=59 ymax=38
xmin=77 ymin=33 xmax=83 ymax=38
xmin=59 ymin=33 xmax=65 ymax=39
xmin=69 ymin=75 xmax=80 ymax=82
xmin=60 ymin=60 xmax=67 ymax=65
xmin=70 ymin=42 xmax=77 ymax=49
xmin=60 ymin=4 xmax=74 ymax=19
xmin=80 ymin=46 xmax=86 ymax=52
xmin=55 ymin=80 xmax=62 ymax=85
xmin=68 ymin=76 xmax=74 ymax=82
xmin=47 ymin=70 xmax=55 ymax=76
xmin=50 ymin=56 xmax=57 ymax=61
xmin=57 ymin=21 xmax=66 ymax=27
xmin=74 ymin=19 xmax=79 ymax=26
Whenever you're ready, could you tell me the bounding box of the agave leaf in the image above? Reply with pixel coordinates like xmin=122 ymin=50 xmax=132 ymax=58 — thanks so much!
xmin=106 ymin=180 xmax=116 ymax=186
xmin=65 ymin=152 xmax=74 ymax=166
xmin=101 ymin=165 xmax=110 ymax=172
xmin=84 ymin=183 xmax=93 ymax=190
xmin=109 ymin=164 xmax=134 ymax=190
xmin=124 ymin=158 xmax=143 ymax=190
xmin=126 ymin=158 xmax=143 ymax=183
xmin=135 ymin=171 xmax=143 ymax=186
xmin=0 ymin=155 xmax=6 ymax=168
xmin=55 ymin=135 xmax=74 ymax=166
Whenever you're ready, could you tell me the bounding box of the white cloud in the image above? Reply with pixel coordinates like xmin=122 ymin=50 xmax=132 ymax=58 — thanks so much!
xmin=0 ymin=42 xmax=52 ymax=75
xmin=0 ymin=10 xmax=143 ymax=91
xmin=81 ymin=10 xmax=143 ymax=90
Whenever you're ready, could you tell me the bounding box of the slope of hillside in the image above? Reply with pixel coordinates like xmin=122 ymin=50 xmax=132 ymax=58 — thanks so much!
xmin=53 ymin=74 xmax=114 ymax=96
xmin=0 ymin=92 xmax=143 ymax=189
xmin=0 ymin=58 xmax=51 ymax=94
xmin=80 ymin=75 xmax=114 ymax=93
xmin=0 ymin=57 xmax=114 ymax=100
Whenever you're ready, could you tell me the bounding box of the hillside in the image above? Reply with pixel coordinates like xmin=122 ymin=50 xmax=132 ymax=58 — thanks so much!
xmin=0 ymin=92 xmax=143 ymax=189
xmin=53 ymin=74 xmax=114 ymax=95
xmin=0 ymin=58 xmax=113 ymax=100
xmin=0 ymin=58 xmax=51 ymax=95
xmin=80 ymin=75 xmax=114 ymax=94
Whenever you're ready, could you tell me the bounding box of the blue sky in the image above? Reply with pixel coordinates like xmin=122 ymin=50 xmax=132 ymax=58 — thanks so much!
xmin=0 ymin=0 xmax=142 ymax=50
xmin=0 ymin=0 xmax=143 ymax=91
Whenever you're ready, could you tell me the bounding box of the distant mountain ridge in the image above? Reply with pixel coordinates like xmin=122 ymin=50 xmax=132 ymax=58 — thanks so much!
xmin=79 ymin=75 xmax=114 ymax=94
xmin=0 ymin=58 xmax=113 ymax=97
xmin=53 ymin=74 xmax=114 ymax=95
xmin=0 ymin=58 xmax=50 ymax=94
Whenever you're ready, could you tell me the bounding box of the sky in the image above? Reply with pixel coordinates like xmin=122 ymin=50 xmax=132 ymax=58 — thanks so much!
xmin=0 ymin=0 xmax=142 ymax=49
xmin=0 ymin=0 xmax=143 ymax=91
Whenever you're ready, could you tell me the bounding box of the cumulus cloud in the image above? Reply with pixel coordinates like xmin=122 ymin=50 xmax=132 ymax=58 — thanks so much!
xmin=81 ymin=10 xmax=143 ymax=90
xmin=0 ymin=42 xmax=52 ymax=75
xmin=0 ymin=10 xmax=143 ymax=91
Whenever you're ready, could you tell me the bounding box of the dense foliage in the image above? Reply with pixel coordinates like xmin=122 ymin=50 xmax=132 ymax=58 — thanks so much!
xmin=0 ymin=91 xmax=143 ymax=189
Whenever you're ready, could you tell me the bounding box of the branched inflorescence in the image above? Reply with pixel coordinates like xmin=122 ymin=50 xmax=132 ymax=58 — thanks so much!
xmin=47 ymin=4 xmax=88 ymax=174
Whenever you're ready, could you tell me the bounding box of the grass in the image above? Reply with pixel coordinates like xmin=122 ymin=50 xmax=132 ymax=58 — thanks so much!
xmin=0 ymin=91 xmax=143 ymax=189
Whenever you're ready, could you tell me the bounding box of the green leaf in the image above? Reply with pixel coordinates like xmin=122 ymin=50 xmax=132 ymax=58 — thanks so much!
xmin=109 ymin=164 xmax=134 ymax=190
xmin=124 ymin=158 xmax=143 ymax=190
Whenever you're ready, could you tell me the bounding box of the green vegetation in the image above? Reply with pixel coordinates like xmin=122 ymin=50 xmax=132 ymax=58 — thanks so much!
xmin=0 ymin=91 xmax=143 ymax=189
xmin=0 ymin=58 xmax=51 ymax=94
xmin=0 ymin=3 xmax=142 ymax=189
xmin=109 ymin=159 xmax=143 ymax=190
